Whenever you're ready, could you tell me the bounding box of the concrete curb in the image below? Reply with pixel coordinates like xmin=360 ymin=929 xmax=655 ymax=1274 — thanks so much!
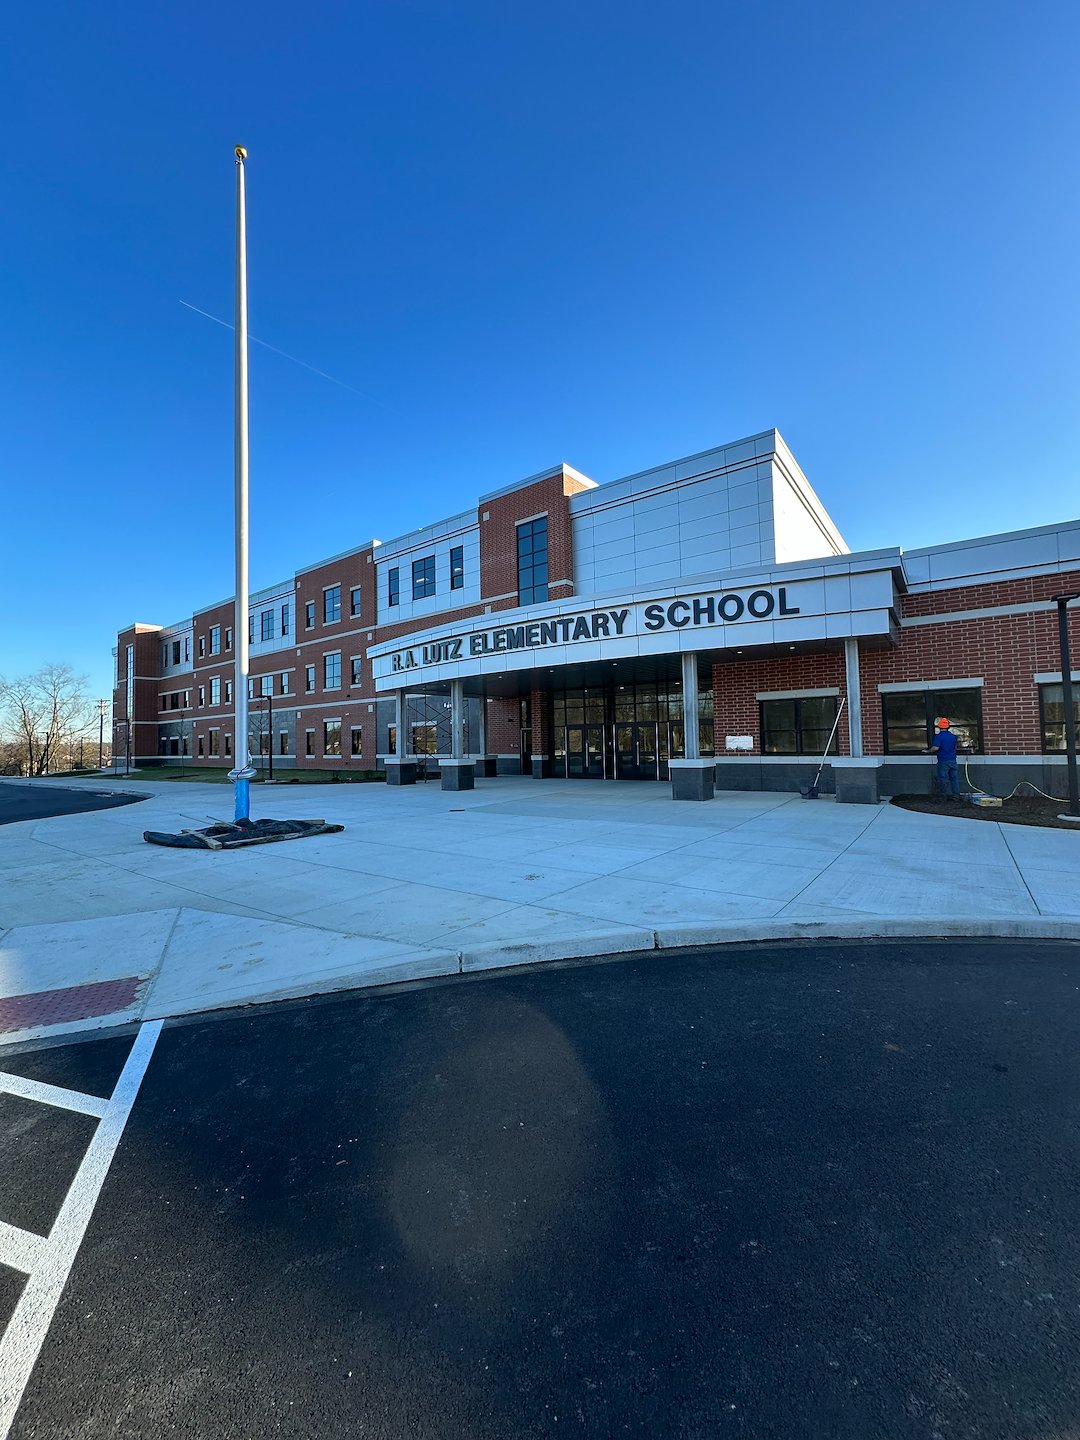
xmin=3 ymin=914 xmax=1080 ymax=1052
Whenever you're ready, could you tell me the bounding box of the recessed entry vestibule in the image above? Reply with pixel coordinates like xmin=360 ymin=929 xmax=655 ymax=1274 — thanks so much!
xmin=550 ymin=680 xmax=714 ymax=781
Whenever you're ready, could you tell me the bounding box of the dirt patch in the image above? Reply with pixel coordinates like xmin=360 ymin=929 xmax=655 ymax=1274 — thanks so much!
xmin=891 ymin=792 xmax=1080 ymax=831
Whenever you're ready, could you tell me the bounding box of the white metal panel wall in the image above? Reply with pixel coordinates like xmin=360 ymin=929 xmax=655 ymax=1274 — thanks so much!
xmin=376 ymin=526 xmax=481 ymax=624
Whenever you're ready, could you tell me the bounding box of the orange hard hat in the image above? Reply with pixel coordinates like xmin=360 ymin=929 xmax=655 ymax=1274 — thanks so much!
xmin=936 ymin=717 xmax=950 ymax=728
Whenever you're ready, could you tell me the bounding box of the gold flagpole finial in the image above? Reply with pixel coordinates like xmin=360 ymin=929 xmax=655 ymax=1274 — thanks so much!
xmin=235 ymin=145 xmax=247 ymax=162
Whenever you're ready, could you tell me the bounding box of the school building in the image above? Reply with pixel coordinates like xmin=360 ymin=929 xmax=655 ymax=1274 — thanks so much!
xmin=112 ymin=429 xmax=1080 ymax=803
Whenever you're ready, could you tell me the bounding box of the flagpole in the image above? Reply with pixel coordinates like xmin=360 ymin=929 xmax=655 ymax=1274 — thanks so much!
xmin=229 ymin=144 xmax=256 ymax=820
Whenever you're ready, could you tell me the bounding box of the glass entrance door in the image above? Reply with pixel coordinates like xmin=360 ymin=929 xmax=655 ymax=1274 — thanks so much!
xmin=565 ymin=724 xmax=606 ymax=778
xmin=614 ymin=721 xmax=662 ymax=780
xmin=551 ymin=681 xmax=714 ymax=780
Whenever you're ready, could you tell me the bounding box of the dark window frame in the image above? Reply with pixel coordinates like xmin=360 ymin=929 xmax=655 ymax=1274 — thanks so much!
xmin=881 ymin=687 xmax=985 ymax=756
xmin=324 ymin=585 xmax=341 ymax=624
xmin=305 ymin=601 xmax=316 ymax=630
xmin=450 ymin=546 xmax=464 ymax=591
xmin=517 ymin=517 xmax=549 ymax=606
xmin=412 ymin=555 xmax=436 ymax=600
xmin=759 ymin=695 xmax=840 ymax=756
xmin=350 ymin=586 xmax=362 ymax=617
xmin=260 ymin=609 xmax=274 ymax=642
xmin=388 ymin=568 xmax=400 ymax=607
xmin=1039 ymin=682 xmax=1080 ymax=754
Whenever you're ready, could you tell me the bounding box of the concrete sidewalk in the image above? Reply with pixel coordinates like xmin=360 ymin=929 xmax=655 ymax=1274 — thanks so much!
xmin=2 ymin=775 xmax=1079 ymax=1046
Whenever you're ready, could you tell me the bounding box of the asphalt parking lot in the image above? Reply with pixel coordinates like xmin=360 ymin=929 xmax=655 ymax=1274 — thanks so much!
xmin=2 ymin=939 xmax=1080 ymax=1438
xmin=0 ymin=785 xmax=144 ymax=826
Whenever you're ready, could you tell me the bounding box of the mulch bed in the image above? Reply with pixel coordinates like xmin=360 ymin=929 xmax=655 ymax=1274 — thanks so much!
xmin=891 ymin=792 xmax=1080 ymax=831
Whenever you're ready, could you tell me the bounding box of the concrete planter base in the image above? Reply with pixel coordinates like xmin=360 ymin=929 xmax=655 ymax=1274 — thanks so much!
xmin=669 ymin=758 xmax=716 ymax=802
xmin=439 ymin=759 xmax=476 ymax=792
xmin=384 ymin=761 xmax=418 ymax=786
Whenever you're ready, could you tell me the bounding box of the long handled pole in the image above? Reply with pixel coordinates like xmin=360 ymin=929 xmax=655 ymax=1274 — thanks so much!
xmin=1054 ymin=593 xmax=1079 ymax=817
xmin=229 ymin=145 xmax=256 ymax=820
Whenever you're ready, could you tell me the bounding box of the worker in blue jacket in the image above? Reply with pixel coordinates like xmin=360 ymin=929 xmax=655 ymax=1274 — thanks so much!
xmin=928 ymin=717 xmax=960 ymax=801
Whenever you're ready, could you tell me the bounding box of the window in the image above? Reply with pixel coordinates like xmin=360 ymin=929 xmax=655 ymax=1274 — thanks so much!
xmin=248 ymin=616 xmax=255 ymax=645
xmin=171 ymin=640 xmax=181 ymax=665
xmin=210 ymin=677 xmax=221 ymax=706
xmin=351 ymin=726 xmax=363 ymax=757
xmin=184 ymin=636 xmax=190 ymax=662
xmin=225 ymin=680 xmax=233 ymax=703
xmin=160 ymin=643 xmax=168 ymax=671
xmin=305 ymin=729 xmax=315 ymax=757
xmin=882 ymin=688 xmax=984 ymax=754
xmin=182 ymin=735 xmax=189 ymax=756
xmin=224 ymin=734 xmax=232 ymax=757
xmin=258 ymin=730 xmax=270 ymax=756
xmin=160 ymin=694 xmax=167 ymax=711
xmin=350 ymin=586 xmax=361 ymax=617
xmin=517 ymin=517 xmax=549 ymax=605
xmin=281 ymin=604 xmax=290 ymax=636
xmin=412 ymin=723 xmax=438 ymax=754
xmin=450 ymin=545 xmax=464 ymax=590
xmin=387 ymin=723 xmax=397 ymax=755
xmin=260 ymin=675 xmax=273 ymax=697
xmin=1040 ymin=683 xmax=1080 ymax=753
xmin=209 ymin=729 xmax=220 ymax=757
xmin=280 ymin=672 xmax=289 ymax=694
xmin=198 ymin=736 xmax=205 ymax=757
xmin=760 ymin=696 xmax=839 ymax=756
xmin=324 ymin=720 xmax=342 ymax=756
xmin=198 ymin=686 xmax=205 ymax=707
xmin=324 ymin=652 xmax=341 ymax=689
xmin=305 ymin=664 xmax=316 ymax=693
xmin=260 ymin=609 xmax=274 ymax=641
xmin=225 ymin=627 xmax=233 ymax=650
xmin=248 ymin=678 xmax=255 ymax=699
xmin=210 ymin=626 xmax=221 ymax=655
xmin=305 ymin=601 xmax=315 ymax=630
xmin=324 ymin=586 xmax=341 ymax=624
xmin=169 ymin=693 xmax=179 ymax=710
xmin=412 ymin=555 xmax=436 ymax=600
xmin=350 ymin=657 xmax=361 ymax=686
xmin=388 ymin=568 xmax=400 ymax=607
xmin=182 ymin=691 xmax=190 ymax=708
xmin=199 ymin=636 xmax=206 ymax=658
xmin=279 ymin=730 xmax=289 ymax=756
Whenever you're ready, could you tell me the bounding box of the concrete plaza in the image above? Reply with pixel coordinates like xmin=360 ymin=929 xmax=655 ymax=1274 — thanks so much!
xmin=2 ymin=775 xmax=1079 ymax=1046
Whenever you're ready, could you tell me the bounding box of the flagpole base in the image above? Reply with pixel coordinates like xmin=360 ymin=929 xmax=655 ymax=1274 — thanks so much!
xmin=228 ymin=764 xmax=257 ymax=823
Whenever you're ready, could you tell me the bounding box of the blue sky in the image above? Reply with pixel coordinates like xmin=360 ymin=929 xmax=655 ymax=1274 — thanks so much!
xmin=2 ymin=1 xmax=1078 ymax=703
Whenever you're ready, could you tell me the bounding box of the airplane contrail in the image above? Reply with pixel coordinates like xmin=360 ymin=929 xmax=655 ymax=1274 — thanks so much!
xmin=179 ymin=299 xmax=384 ymax=406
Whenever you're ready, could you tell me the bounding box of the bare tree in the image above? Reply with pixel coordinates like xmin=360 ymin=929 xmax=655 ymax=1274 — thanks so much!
xmin=0 ymin=665 xmax=95 ymax=775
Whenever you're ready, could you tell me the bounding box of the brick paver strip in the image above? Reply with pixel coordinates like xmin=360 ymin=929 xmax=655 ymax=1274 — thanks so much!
xmin=0 ymin=977 xmax=144 ymax=1034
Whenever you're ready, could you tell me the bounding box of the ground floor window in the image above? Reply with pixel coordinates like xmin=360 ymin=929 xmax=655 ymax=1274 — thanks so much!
xmin=258 ymin=730 xmax=270 ymax=756
xmin=550 ymin=681 xmax=714 ymax=779
xmin=351 ymin=726 xmax=363 ymax=757
xmin=305 ymin=729 xmax=315 ymax=757
xmin=387 ymin=723 xmax=397 ymax=755
xmin=324 ymin=720 xmax=342 ymax=757
xmin=760 ymin=696 xmax=838 ymax=756
xmin=224 ymin=734 xmax=232 ymax=757
xmin=882 ymin=687 xmax=983 ymax=754
xmin=198 ymin=737 xmax=204 ymax=757
xmin=411 ymin=722 xmax=438 ymax=755
xmin=279 ymin=730 xmax=289 ymax=756
xmin=209 ymin=729 xmax=220 ymax=757
xmin=1039 ymin=683 xmax=1080 ymax=753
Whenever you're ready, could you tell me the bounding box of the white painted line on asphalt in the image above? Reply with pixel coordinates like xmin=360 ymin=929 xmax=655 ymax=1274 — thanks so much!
xmin=0 ymin=1072 xmax=109 ymax=1119
xmin=0 ymin=1221 xmax=45 ymax=1277
xmin=0 ymin=1019 xmax=163 ymax=1439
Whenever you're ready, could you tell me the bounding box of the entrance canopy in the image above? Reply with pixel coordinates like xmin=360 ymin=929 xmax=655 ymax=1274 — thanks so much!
xmin=368 ymin=549 xmax=903 ymax=696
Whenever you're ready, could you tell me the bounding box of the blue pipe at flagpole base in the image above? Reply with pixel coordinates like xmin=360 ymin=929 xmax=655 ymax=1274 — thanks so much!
xmin=234 ymin=776 xmax=250 ymax=822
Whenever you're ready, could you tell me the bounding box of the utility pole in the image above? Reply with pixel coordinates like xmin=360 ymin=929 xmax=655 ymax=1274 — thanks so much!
xmin=1053 ymin=592 xmax=1079 ymax=818
xmin=98 ymin=698 xmax=106 ymax=770
xmin=228 ymin=144 xmax=256 ymax=821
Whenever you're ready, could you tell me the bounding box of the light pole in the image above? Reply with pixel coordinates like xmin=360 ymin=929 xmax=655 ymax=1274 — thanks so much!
xmin=227 ymin=144 xmax=256 ymax=821
xmin=1053 ymin=592 xmax=1079 ymax=818
xmin=179 ymin=708 xmax=187 ymax=779
xmin=98 ymin=699 xmax=106 ymax=770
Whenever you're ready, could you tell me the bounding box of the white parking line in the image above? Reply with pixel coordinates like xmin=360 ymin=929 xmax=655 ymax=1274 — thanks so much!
xmin=0 ymin=1222 xmax=45 ymax=1277
xmin=0 ymin=1019 xmax=163 ymax=1438
xmin=0 ymin=1072 xmax=109 ymax=1119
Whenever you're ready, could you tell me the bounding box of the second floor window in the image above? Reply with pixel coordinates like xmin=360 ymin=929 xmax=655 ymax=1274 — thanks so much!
xmin=350 ymin=657 xmax=361 ymax=686
xmin=260 ymin=609 xmax=274 ymax=642
xmin=305 ymin=665 xmax=315 ymax=693
xmin=412 ymin=555 xmax=436 ymax=600
xmin=450 ymin=546 xmax=464 ymax=590
xmin=350 ymin=586 xmax=361 ymax=617
xmin=280 ymin=671 xmax=289 ymax=694
xmin=260 ymin=675 xmax=273 ymax=697
xmin=325 ymin=586 xmax=341 ymax=624
xmin=517 ymin=517 xmax=549 ymax=605
xmin=324 ymin=652 xmax=341 ymax=689
xmin=388 ymin=567 xmax=400 ymax=606
xmin=210 ymin=677 xmax=221 ymax=706
xmin=225 ymin=680 xmax=233 ymax=703
xmin=210 ymin=626 xmax=221 ymax=655
xmin=225 ymin=627 xmax=233 ymax=650
xmin=305 ymin=601 xmax=315 ymax=629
